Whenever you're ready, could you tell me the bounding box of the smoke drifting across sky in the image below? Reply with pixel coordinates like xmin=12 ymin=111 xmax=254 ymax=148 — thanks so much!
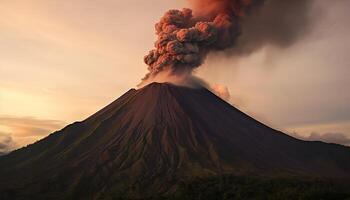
xmin=227 ymin=0 xmax=314 ymax=56
xmin=142 ymin=0 xmax=314 ymax=80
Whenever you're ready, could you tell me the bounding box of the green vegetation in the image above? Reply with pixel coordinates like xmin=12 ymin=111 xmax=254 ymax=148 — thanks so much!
xmin=100 ymin=175 xmax=350 ymax=200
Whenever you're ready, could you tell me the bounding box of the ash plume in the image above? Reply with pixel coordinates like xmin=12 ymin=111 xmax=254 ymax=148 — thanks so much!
xmin=142 ymin=0 xmax=314 ymax=85
xmin=229 ymin=0 xmax=314 ymax=55
xmin=143 ymin=0 xmax=264 ymax=80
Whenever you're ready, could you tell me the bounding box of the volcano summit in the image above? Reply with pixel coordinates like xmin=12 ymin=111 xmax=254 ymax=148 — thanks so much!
xmin=1 ymin=83 xmax=350 ymax=199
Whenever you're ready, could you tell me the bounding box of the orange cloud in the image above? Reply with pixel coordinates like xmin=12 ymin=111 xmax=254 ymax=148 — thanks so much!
xmin=210 ymin=84 xmax=231 ymax=101
xmin=0 ymin=116 xmax=65 ymax=151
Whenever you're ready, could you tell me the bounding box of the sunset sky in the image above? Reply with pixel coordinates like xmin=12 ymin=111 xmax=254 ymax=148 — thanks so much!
xmin=1 ymin=0 xmax=350 ymax=152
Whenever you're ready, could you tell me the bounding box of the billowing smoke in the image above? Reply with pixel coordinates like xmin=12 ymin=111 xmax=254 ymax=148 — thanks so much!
xmin=141 ymin=0 xmax=314 ymax=88
xmin=143 ymin=0 xmax=264 ymax=80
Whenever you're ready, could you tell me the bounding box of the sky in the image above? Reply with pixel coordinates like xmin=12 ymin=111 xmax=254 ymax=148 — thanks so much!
xmin=1 ymin=0 xmax=350 ymax=153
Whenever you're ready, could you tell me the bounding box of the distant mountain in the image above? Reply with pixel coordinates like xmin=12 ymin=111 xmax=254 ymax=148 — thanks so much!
xmin=1 ymin=82 xmax=350 ymax=199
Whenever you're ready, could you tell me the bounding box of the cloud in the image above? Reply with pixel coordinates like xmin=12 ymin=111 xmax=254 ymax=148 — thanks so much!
xmin=307 ymin=132 xmax=350 ymax=146
xmin=0 ymin=133 xmax=16 ymax=156
xmin=0 ymin=116 xmax=64 ymax=137
xmin=0 ymin=115 xmax=65 ymax=149
xmin=290 ymin=132 xmax=350 ymax=146
xmin=210 ymin=84 xmax=231 ymax=101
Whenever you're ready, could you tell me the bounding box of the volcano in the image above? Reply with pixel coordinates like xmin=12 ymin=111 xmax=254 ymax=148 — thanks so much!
xmin=1 ymin=82 xmax=350 ymax=199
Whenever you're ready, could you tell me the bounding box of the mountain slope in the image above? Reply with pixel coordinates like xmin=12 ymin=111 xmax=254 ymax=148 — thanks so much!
xmin=1 ymin=82 xmax=350 ymax=199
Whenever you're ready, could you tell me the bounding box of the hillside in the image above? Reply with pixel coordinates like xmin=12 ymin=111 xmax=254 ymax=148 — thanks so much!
xmin=1 ymin=82 xmax=350 ymax=199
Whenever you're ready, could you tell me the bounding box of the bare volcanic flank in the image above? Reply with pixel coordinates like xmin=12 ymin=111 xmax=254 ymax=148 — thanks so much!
xmin=1 ymin=83 xmax=350 ymax=199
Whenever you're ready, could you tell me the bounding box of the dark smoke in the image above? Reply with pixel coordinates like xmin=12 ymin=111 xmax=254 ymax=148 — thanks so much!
xmin=143 ymin=0 xmax=264 ymax=79
xmin=230 ymin=0 xmax=315 ymax=55
xmin=142 ymin=0 xmax=314 ymax=81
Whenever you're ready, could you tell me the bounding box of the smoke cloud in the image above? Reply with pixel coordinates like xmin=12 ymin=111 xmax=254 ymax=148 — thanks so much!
xmin=143 ymin=0 xmax=264 ymax=80
xmin=142 ymin=0 xmax=314 ymax=82
xmin=228 ymin=0 xmax=315 ymax=55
